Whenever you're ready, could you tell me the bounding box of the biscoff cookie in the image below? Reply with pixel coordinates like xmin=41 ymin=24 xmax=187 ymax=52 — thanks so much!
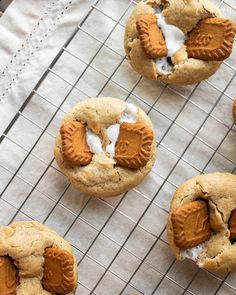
xmin=233 ymin=100 xmax=236 ymax=123
xmin=54 ymin=97 xmax=156 ymax=198
xmin=0 ymin=221 xmax=78 ymax=295
xmin=167 ymin=173 xmax=236 ymax=272
xmin=229 ymin=209 xmax=236 ymax=240
xmin=186 ymin=18 xmax=236 ymax=61
xmin=171 ymin=201 xmax=211 ymax=249
xmin=136 ymin=13 xmax=167 ymax=59
xmin=124 ymin=0 xmax=236 ymax=85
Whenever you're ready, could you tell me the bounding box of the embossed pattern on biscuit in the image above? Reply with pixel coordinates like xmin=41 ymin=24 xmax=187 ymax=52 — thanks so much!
xmin=43 ymin=248 xmax=76 ymax=295
xmin=186 ymin=18 xmax=236 ymax=61
xmin=60 ymin=121 xmax=92 ymax=166
xmin=171 ymin=201 xmax=211 ymax=249
xmin=0 ymin=256 xmax=19 ymax=295
xmin=136 ymin=14 xmax=168 ymax=59
xmin=114 ymin=122 xmax=154 ymax=169
xmin=229 ymin=209 xmax=236 ymax=240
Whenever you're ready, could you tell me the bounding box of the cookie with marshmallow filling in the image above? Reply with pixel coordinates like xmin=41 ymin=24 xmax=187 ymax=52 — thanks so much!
xmin=167 ymin=173 xmax=236 ymax=272
xmin=0 ymin=221 xmax=78 ymax=295
xmin=54 ymin=97 xmax=156 ymax=198
xmin=124 ymin=0 xmax=236 ymax=85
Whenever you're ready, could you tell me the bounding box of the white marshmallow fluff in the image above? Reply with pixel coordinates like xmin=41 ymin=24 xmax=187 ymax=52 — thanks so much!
xmin=181 ymin=243 xmax=206 ymax=265
xmin=156 ymin=57 xmax=174 ymax=75
xmin=85 ymin=103 xmax=138 ymax=158
xmin=120 ymin=103 xmax=138 ymax=123
xmin=86 ymin=128 xmax=103 ymax=154
xmin=106 ymin=103 xmax=138 ymax=157
xmin=155 ymin=12 xmax=186 ymax=75
xmin=106 ymin=124 xmax=121 ymax=157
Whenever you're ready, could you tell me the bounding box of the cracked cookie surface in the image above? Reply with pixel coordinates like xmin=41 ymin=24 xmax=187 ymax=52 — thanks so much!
xmin=0 ymin=221 xmax=77 ymax=295
xmin=167 ymin=173 xmax=236 ymax=272
xmin=54 ymin=97 xmax=156 ymax=198
xmin=124 ymin=0 xmax=223 ymax=85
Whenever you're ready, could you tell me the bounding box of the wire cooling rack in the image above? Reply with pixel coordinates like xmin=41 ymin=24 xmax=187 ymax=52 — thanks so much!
xmin=0 ymin=0 xmax=236 ymax=294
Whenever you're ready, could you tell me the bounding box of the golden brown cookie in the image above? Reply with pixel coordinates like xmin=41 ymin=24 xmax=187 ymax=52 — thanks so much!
xmin=0 ymin=256 xmax=19 ymax=295
xmin=54 ymin=98 xmax=156 ymax=198
xmin=167 ymin=173 xmax=236 ymax=272
xmin=136 ymin=14 xmax=167 ymax=59
xmin=60 ymin=121 xmax=92 ymax=166
xmin=114 ymin=122 xmax=154 ymax=169
xmin=43 ymin=248 xmax=76 ymax=294
xmin=124 ymin=0 xmax=226 ymax=85
xmin=0 ymin=221 xmax=78 ymax=294
xmin=186 ymin=18 xmax=236 ymax=61
xmin=229 ymin=209 xmax=236 ymax=240
xmin=171 ymin=201 xmax=210 ymax=249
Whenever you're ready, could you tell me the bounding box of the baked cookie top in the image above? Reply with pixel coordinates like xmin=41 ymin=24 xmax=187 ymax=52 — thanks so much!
xmin=167 ymin=173 xmax=236 ymax=272
xmin=0 ymin=221 xmax=77 ymax=295
xmin=54 ymin=97 xmax=156 ymax=197
xmin=124 ymin=0 xmax=236 ymax=85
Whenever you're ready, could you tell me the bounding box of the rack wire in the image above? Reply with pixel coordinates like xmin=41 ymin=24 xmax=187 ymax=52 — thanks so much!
xmin=0 ymin=0 xmax=236 ymax=294
xmin=0 ymin=0 xmax=13 ymax=13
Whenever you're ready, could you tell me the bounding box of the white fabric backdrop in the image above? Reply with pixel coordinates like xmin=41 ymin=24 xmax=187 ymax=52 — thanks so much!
xmin=0 ymin=0 xmax=94 ymax=135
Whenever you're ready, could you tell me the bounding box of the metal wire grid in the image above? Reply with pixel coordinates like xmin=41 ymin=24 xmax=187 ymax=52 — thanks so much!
xmin=0 ymin=0 xmax=236 ymax=294
xmin=0 ymin=0 xmax=13 ymax=13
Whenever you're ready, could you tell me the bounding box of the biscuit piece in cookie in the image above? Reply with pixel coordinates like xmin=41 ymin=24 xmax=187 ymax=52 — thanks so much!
xmin=0 ymin=221 xmax=78 ymax=295
xmin=167 ymin=173 xmax=236 ymax=272
xmin=229 ymin=209 xmax=236 ymax=240
xmin=43 ymin=248 xmax=75 ymax=294
xmin=114 ymin=122 xmax=154 ymax=169
xmin=60 ymin=121 xmax=92 ymax=166
xmin=0 ymin=256 xmax=19 ymax=295
xmin=186 ymin=18 xmax=236 ymax=61
xmin=54 ymin=97 xmax=156 ymax=198
xmin=136 ymin=14 xmax=167 ymax=59
xmin=171 ymin=201 xmax=210 ymax=249
xmin=233 ymin=100 xmax=236 ymax=123
xmin=124 ymin=0 xmax=234 ymax=85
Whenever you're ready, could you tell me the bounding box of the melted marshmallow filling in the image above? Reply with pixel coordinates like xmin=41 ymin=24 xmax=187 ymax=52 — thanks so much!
xmin=106 ymin=124 xmax=120 ymax=157
xmin=120 ymin=103 xmax=138 ymax=123
xmin=106 ymin=103 xmax=138 ymax=157
xmin=181 ymin=243 xmax=206 ymax=265
xmin=85 ymin=103 xmax=138 ymax=158
xmin=155 ymin=12 xmax=186 ymax=75
xmin=86 ymin=128 xmax=103 ymax=154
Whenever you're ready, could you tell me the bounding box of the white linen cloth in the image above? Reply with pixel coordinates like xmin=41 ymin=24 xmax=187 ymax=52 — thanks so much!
xmin=0 ymin=0 xmax=93 ymax=135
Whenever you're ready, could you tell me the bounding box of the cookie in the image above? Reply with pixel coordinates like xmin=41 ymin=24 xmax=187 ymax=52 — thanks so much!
xmin=186 ymin=18 xmax=236 ymax=61
xmin=60 ymin=121 xmax=92 ymax=166
xmin=124 ymin=0 xmax=232 ymax=85
xmin=233 ymin=100 xmax=236 ymax=123
xmin=43 ymin=248 xmax=75 ymax=294
xmin=115 ymin=122 xmax=154 ymax=169
xmin=54 ymin=97 xmax=156 ymax=198
xmin=171 ymin=201 xmax=210 ymax=249
xmin=136 ymin=14 xmax=167 ymax=59
xmin=0 ymin=256 xmax=19 ymax=295
xmin=229 ymin=209 xmax=236 ymax=240
xmin=0 ymin=221 xmax=78 ymax=295
xmin=167 ymin=173 xmax=236 ymax=272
